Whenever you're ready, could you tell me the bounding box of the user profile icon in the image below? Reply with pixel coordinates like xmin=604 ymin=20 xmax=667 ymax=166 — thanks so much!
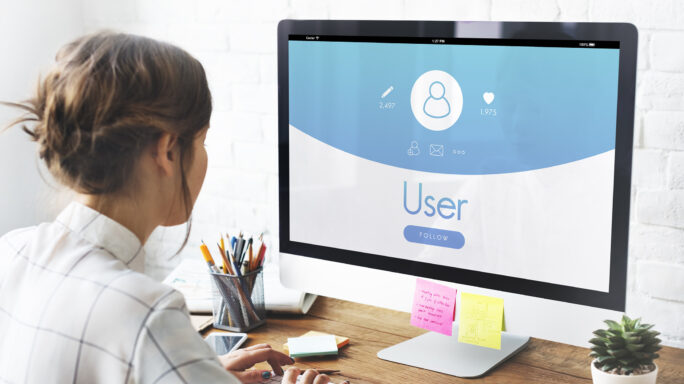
xmin=411 ymin=70 xmax=463 ymax=131
xmin=424 ymin=81 xmax=450 ymax=118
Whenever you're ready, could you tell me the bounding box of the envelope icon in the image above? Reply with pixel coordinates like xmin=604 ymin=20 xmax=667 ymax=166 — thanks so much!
xmin=429 ymin=144 xmax=444 ymax=157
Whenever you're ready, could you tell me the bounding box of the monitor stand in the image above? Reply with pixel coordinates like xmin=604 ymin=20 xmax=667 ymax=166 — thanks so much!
xmin=377 ymin=325 xmax=530 ymax=378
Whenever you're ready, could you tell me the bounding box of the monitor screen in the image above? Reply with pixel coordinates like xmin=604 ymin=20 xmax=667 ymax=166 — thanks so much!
xmin=287 ymin=35 xmax=620 ymax=293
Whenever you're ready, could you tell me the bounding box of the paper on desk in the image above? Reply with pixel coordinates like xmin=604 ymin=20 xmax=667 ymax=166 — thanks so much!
xmin=410 ymin=278 xmax=457 ymax=336
xmin=162 ymin=259 xmax=213 ymax=313
xmin=458 ymin=292 xmax=504 ymax=349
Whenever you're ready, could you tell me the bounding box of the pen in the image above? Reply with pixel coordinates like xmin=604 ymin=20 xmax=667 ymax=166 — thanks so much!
xmin=235 ymin=237 xmax=246 ymax=266
xmin=308 ymin=370 xmax=340 ymax=375
xmin=269 ymin=370 xmax=341 ymax=376
xmin=228 ymin=245 xmax=243 ymax=277
xmin=241 ymin=237 xmax=253 ymax=274
xmin=241 ymin=237 xmax=252 ymax=261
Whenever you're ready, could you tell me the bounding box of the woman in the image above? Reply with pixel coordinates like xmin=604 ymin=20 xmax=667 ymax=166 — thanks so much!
xmin=0 ymin=32 xmax=343 ymax=384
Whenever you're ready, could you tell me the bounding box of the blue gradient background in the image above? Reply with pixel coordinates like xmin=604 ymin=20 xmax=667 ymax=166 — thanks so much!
xmin=289 ymin=41 xmax=620 ymax=175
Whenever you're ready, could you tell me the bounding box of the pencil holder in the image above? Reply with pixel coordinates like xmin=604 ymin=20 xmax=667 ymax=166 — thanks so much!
xmin=210 ymin=268 xmax=266 ymax=332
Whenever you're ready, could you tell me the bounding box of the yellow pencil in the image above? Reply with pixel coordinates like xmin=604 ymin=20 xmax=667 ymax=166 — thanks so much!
xmin=200 ymin=241 xmax=219 ymax=273
xmin=219 ymin=234 xmax=230 ymax=272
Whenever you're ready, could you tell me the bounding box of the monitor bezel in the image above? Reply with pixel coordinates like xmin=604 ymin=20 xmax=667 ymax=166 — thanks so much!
xmin=277 ymin=20 xmax=637 ymax=311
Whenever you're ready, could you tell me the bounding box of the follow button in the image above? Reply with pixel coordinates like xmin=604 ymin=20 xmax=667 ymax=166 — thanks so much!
xmin=403 ymin=225 xmax=465 ymax=249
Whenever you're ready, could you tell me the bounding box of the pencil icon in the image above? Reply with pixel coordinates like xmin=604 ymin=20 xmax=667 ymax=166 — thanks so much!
xmin=381 ymin=86 xmax=394 ymax=99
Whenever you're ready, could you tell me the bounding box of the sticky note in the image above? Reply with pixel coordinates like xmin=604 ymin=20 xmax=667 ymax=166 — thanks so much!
xmin=287 ymin=335 xmax=338 ymax=358
xmin=458 ymin=292 xmax=504 ymax=349
xmin=410 ymin=278 xmax=457 ymax=336
xmin=283 ymin=331 xmax=349 ymax=353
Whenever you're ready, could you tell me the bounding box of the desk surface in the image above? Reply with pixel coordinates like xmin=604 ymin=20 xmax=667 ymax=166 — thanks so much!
xmin=204 ymin=297 xmax=684 ymax=383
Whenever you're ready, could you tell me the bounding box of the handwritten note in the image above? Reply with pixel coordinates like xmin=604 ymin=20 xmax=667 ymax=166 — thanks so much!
xmin=410 ymin=278 xmax=457 ymax=336
xmin=458 ymin=292 xmax=504 ymax=349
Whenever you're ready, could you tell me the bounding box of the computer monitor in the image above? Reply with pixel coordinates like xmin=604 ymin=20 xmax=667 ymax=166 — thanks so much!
xmin=277 ymin=20 xmax=637 ymax=377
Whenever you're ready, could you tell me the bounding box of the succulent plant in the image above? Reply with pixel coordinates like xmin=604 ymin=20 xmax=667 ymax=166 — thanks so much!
xmin=589 ymin=315 xmax=661 ymax=375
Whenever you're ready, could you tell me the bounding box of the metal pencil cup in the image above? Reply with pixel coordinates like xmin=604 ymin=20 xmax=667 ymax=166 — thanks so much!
xmin=210 ymin=268 xmax=265 ymax=332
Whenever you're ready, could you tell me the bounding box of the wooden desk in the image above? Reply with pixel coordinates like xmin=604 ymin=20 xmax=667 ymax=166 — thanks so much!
xmin=204 ymin=297 xmax=684 ymax=383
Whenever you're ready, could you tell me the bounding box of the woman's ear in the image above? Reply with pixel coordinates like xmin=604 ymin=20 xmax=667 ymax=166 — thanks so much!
xmin=153 ymin=132 xmax=179 ymax=176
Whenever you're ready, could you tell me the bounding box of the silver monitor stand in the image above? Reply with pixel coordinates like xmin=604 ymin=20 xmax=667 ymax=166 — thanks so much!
xmin=377 ymin=325 xmax=530 ymax=378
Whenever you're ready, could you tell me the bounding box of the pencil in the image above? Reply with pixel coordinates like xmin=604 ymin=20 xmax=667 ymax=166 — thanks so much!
xmin=220 ymin=234 xmax=227 ymax=267
xmin=247 ymin=240 xmax=254 ymax=271
xmin=256 ymin=241 xmax=267 ymax=268
xmin=217 ymin=242 xmax=234 ymax=275
xmin=200 ymin=241 xmax=220 ymax=273
xmin=217 ymin=240 xmax=228 ymax=272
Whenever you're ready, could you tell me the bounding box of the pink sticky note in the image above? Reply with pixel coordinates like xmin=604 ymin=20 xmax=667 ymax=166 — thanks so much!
xmin=410 ymin=278 xmax=457 ymax=336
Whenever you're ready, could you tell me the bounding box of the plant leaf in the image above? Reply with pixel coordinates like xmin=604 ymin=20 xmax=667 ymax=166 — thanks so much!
xmin=607 ymin=349 xmax=629 ymax=358
xmin=618 ymin=357 xmax=636 ymax=365
xmin=593 ymin=329 xmax=610 ymax=338
xmin=643 ymin=345 xmax=662 ymax=353
xmin=626 ymin=343 xmax=645 ymax=352
xmin=605 ymin=320 xmax=622 ymax=331
xmin=641 ymin=323 xmax=655 ymax=331
xmin=597 ymin=355 xmax=616 ymax=364
xmin=606 ymin=341 xmax=625 ymax=349
xmin=591 ymin=346 xmax=608 ymax=355
xmin=624 ymin=335 xmax=642 ymax=344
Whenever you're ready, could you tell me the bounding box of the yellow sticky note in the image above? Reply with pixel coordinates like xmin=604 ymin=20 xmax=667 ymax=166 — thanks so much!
xmin=458 ymin=292 xmax=504 ymax=350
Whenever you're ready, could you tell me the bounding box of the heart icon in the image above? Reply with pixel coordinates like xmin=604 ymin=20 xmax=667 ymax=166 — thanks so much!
xmin=483 ymin=92 xmax=495 ymax=105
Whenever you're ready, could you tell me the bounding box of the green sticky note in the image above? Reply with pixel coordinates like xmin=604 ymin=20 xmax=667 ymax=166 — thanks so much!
xmin=287 ymin=335 xmax=338 ymax=358
xmin=458 ymin=292 xmax=504 ymax=350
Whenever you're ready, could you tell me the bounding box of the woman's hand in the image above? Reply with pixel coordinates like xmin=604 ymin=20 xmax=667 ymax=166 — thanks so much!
xmin=218 ymin=343 xmax=294 ymax=383
xmin=282 ymin=367 xmax=350 ymax=384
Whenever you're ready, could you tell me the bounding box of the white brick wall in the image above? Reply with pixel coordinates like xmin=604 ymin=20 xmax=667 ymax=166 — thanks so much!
xmin=79 ymin=0 xmax=684 ymax=347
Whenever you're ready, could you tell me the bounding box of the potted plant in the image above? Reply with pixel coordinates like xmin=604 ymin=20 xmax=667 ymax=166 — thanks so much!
xmin=589 ymin=315 xmax=661 ymax=384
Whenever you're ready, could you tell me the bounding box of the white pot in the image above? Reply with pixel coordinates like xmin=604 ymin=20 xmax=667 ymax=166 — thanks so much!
xmin=591 ymin=361 xmax=658 ymax=384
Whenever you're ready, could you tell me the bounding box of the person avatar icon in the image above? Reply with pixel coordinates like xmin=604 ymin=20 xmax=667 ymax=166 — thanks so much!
xmin=407 ymin=140 xmax=420 ymax=156
xmin=423 ymin=81 xmax=451 ymax=119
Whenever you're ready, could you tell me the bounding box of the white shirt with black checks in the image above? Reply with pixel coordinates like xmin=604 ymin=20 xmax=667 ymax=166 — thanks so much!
xmin=0 ymin=202 xmax=239 ymax=383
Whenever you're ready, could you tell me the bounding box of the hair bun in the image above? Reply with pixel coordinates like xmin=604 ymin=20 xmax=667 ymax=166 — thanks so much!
xmin=3 ymin=31 xmax=212 ymax=196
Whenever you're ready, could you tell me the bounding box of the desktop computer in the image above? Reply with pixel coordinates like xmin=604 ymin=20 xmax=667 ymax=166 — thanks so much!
xmin=277 ymin=20 xmax=637 ymax=377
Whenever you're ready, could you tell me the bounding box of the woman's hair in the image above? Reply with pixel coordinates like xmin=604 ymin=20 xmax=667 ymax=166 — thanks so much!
xmin=3 ymin=31 xmax=212 ymax=245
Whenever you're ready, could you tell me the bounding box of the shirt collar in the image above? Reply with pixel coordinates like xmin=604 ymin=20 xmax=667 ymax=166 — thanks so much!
xmin=56 ymin=201 xmax=145 ymax=273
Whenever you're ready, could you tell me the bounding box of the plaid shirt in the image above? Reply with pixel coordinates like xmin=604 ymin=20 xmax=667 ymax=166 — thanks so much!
xmin=0 ymin=202 xmax=239 ymax=383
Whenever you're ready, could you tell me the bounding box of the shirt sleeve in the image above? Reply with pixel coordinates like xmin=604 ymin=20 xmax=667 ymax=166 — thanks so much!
xmin=132 ymin=290 xmax=240 ymax=384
